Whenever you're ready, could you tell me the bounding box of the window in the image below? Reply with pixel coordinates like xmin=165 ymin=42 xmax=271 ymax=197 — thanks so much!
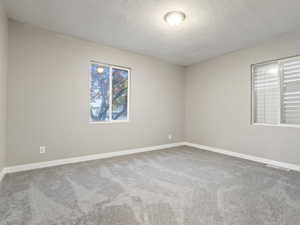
xmin=252 ymin=55 xmax=300 ymax=126
xmin=90 ymin=61 xmax=130 ymax=123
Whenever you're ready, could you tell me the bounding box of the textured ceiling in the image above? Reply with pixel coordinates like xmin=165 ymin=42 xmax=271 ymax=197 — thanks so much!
xmin=4 ymin=0 xmax=300 ymax=65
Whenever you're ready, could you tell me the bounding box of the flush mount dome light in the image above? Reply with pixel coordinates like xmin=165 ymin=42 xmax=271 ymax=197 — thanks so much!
xmin=164 ymin=11 xmax=186 ymax=26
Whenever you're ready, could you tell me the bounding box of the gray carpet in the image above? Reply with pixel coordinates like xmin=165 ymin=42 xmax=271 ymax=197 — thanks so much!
xmin=1 ymin=146 xmax=300 ymax=225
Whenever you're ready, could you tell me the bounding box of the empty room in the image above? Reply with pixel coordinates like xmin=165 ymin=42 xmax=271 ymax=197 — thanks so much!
xmin=1 ymin=0 xmax=300 ymax=224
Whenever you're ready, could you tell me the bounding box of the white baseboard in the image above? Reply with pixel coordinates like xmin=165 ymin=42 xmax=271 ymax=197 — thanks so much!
xmin=3 ymin=141 xmax=300 ymax=178
xmin=3 ymin=142 xmax=185 ymax=174
xmin=184 ymin=142 xmax=300 ymax=172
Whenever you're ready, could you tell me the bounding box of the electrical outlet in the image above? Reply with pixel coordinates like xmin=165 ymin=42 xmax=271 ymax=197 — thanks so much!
xmin=168 ymin=134 xmax=173 ymax=140
xmin=40 ymin=146 xmax=46 ymax=154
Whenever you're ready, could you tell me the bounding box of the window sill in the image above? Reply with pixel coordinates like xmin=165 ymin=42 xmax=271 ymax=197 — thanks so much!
xmin=252 ymin=123 xmax=300 ymax=129
xmin=89 ymin=120 xmax=130 ymax=124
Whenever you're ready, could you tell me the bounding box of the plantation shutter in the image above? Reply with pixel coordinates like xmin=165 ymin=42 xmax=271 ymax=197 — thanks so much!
xmin=282 ymin=57 xmax=300 ymax=124
xmin=253 ymin=63 xmax=280 ymax=124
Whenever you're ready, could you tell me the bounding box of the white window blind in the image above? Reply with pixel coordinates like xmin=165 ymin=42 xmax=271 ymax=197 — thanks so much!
xmin=282 ymin=57 xmax=300 ymax=124
xmin=252 ymin=55 xmax=300 ymax=126
xmin=252 ymin=63 xmax=280 ymax=124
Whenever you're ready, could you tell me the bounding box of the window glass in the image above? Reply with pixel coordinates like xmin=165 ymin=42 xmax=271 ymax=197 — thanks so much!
xmin=90 ymin=62 xmax=130 ymax=123
xmin=112 ymin=68 xmax=129 ymax=121
xmin=90 ymin=64 xmax=110 ymax=122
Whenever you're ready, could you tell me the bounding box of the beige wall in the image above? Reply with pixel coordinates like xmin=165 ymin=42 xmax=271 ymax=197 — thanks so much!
xmin=185 ymin=33 xmax=300 ymax=165
xmin=0 ymin=1 xmax=7 ymax=171
xmin=7 ymin=21 xmax=185 ymax=166
xmin=7 ymin=19 xmax=300 ymax=168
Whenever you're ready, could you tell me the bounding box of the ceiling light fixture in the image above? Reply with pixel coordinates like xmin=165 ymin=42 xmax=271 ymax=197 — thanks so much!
xmin=164 ymin=11 xmax=186 ymax=26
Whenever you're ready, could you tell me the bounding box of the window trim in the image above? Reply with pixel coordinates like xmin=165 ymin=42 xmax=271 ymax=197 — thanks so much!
xmin=89 ymin=60 xmax=131 ymax=124
xmin=251 ymin=54 xmax=300 ymax=128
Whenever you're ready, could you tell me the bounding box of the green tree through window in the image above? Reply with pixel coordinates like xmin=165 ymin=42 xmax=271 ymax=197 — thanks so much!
xmin=90 ymin=63 xmax=130 ymax=122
